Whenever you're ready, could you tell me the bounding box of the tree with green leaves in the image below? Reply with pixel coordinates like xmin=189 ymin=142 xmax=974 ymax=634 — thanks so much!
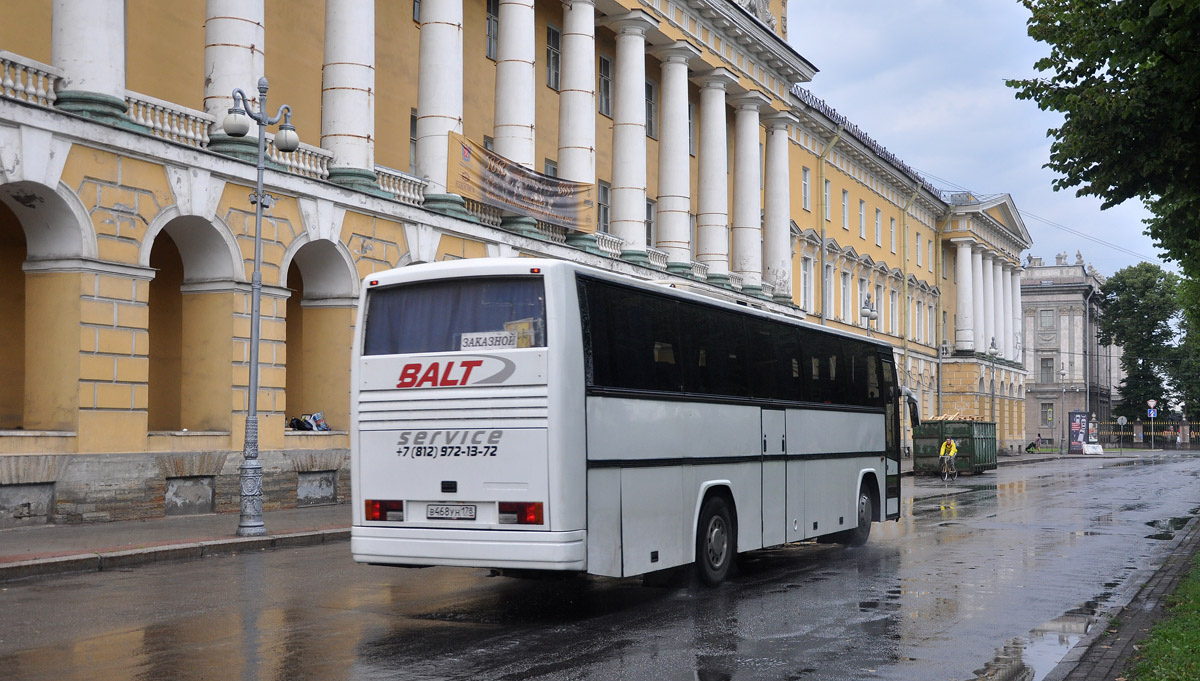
xmin=1007 ymin=0 xmax=1200 ymax=321
xmin=1097 ymin=263 xmax=1180 ymax=419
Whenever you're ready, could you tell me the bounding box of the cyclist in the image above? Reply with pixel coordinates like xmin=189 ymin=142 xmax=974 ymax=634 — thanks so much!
xmin=938 ymin=437 xmax=958 ymax=480
xmin=939 ymin=437 xmax=957 ymax=459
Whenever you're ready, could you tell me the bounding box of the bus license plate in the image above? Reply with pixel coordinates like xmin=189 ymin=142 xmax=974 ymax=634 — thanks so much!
xmin=427 ymin=504 xmax=476 ymax=520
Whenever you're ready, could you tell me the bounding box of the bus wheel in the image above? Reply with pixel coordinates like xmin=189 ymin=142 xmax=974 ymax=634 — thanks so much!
xmin=696 ymin=495 xmax=736 ymax=585
xmin=843 ymin=488 xmax=873 ymax=547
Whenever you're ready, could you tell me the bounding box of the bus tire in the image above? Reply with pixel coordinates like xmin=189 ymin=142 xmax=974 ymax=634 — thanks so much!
xmin=843 ymin=488 xmax=873 ymax=547
xmin=696 ymin=495 xmax=736 ymax=585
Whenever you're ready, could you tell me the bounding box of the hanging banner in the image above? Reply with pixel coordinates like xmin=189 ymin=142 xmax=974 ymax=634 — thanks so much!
xmin=448 ymin=131 xmax=595 ymax=233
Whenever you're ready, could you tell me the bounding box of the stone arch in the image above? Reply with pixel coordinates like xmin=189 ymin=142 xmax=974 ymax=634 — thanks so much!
xmin=0 ymin=180 xmax=95 ymax=431
xmin=281 ymin=235 xmax=360 ymax=432
xmin=279 ymin=233 xmax=360 ymax=300
xmin=0 ymin=180 xmax=97 ymax=261
xmin=143 ymin=209 xmax=243 ymax=432
xmin=140 ymin=207 xmax=243 ymax=283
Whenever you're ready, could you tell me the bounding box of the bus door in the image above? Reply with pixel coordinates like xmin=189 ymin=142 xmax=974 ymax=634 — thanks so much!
xmin=879 ymin=353 xmax=901 ymax=520
xmin=761 ymin=408 xmax=787 ymax=547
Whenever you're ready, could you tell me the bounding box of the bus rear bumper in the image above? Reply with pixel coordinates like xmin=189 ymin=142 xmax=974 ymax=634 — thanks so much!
xmin=351 ymin=526 xmax=587 ymax=571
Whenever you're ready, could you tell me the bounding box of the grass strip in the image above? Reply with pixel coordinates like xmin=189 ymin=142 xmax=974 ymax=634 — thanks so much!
xmin=1130 ymin=554 xmax=1200 ymax=680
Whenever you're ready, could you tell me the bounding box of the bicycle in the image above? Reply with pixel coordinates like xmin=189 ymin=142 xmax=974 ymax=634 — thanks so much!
xmin=939 ymin=453 xmax=958 ymax=481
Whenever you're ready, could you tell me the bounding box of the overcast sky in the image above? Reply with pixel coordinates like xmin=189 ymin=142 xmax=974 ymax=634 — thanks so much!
xmin=786 ymin=0 xmax=1172 ymax=277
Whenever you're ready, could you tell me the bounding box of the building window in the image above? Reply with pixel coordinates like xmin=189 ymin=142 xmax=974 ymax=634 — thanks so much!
xmin=842 ymin=190 xmax=849 ymax=230
xmin=1040 ymin=402 xmax=1054 ymax=427
xmin=598 ymin=55 xmax=613 ymax=117
xmin=598 ymin=181 xmax=611 ymax=233
xmin=1039 ymin=309 xmax=1054 ymax=329
xmin=840 ymin=272 xmax=851 ymax=321
xmin=546 ymin=25 xmax=562 ymax=90
xmin=824 ymin=180 xmax=831 ymax=220
xmin=929 ymin=241 xmax=935 ymax=272
xmin=889 ymin=290 xmax=898 ymax=335
xmin=916 ymin=233 xmax=923 ymax=266
xmin=943 ymin=249 xmax=949 ymax=279
xmin=859 ymin=200 xmax=866 ymax=239
xmin=646 ymin=199 xmax=656 ymax=246
xmin=409 ymin=108 xmax=418 ymax=175
xmin=858 ymin=277 xmax=867 ymax=325
xmin=645 ymin=80 xmax=658 ymax=138
xmin=1040 ymin=357 xmax=1055 ymax=383
xmin=889 ymin=217 xmax=896 ymax=253
xmin=413 ymin=0 xmax=421 ymax=22
xmin=802 ymin=168 xmax=811 ymax=211
xmin=486 ymin=0 xmax=499 ymax=61
xmin=874 ymin=209 xmax=882 ymax=246
xmin=874 ymin=284 xmax=883 ymax=330
xmin=544 ymin=159 xmax=558 ymax=177
xmin=801 ymin=257 xmax=814 ymax=311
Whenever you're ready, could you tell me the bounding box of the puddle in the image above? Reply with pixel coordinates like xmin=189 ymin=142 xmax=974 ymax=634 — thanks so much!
xmin=973 ymin=602 xmax=1099 ymax=681
xmin=1144 ymin=516 xmax=1193 ymax=540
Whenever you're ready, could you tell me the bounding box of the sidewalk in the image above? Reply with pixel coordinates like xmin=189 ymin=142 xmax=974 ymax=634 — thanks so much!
xmin=0 ymin=503 xmax=350 ymax=582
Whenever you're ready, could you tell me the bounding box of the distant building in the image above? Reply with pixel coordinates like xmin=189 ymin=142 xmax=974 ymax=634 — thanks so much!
xmin=1020 ymin=252 xmax=1123 ymax=448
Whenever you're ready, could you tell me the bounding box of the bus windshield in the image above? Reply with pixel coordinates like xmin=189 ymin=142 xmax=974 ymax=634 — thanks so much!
xmin=362 ymin=276 xmax=547 ymax=355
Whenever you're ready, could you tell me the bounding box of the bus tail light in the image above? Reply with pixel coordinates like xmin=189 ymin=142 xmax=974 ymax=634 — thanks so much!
xmin=365 ymin=499 xmax=404 ymax=521
xmin=498 ymin=502 xmax=543 ymax=525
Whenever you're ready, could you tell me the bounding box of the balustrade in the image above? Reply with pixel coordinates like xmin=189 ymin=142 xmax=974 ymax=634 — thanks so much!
xmin=126 ymin=91 xmax=213 ymax=148
xmin=0 ymin=51 xmax=61 ymax=108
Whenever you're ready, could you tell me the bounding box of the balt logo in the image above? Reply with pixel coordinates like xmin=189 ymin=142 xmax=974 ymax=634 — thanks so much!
xmin=397 ymin=360 xmax=483 ymax=389
xmin=393 ymin=354 xmax=518 ymax=389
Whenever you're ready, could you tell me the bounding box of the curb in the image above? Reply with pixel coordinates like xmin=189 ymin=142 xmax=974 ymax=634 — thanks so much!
xmin=0 ymin=528 xmax=349 ymax=583
xmin=1044 ymin=513 xmax=1200 ymax=681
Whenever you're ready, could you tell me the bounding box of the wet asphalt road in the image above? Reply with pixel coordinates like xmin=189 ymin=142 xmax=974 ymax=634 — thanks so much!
xmin=2 ymin=454 xmax=1199 ymax=681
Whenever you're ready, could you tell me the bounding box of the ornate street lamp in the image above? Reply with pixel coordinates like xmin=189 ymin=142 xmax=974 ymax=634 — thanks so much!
xmin=987 ymin=337 xmax=999 ymax=422
xmin=860 ymin=293 xmax=879 ymax=337
xmin=222 ymin=78 xmax=300 ymax=537
xmin=1058 ymin=364 xmax=1067 ymax=455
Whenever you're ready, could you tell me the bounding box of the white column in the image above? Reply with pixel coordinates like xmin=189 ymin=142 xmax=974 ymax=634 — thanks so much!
xmin=993 ymin=258 xmax=1005 ymax=355
xmin=494 ymin=0 xmax=536 ymax=168
xmin=954 ymin=239 xmax=975 ymax=352
xmin=322 ymin=0 xmax=376 ymax=181
xmin=415 ymin=0 xmax=464 ymax=196
xmin=608 ymin=12 xmax=657 ymax=257
xmin=204 ymin=0 xmax=265 ymax=134
xmin=651 ymin=43 xmax=701 ymax=270
xmin=558 ymin=0 xmax=596 ymax=183
xmin=52 ymin=0 xmax=127 ymax=119
xmin=1001 ymin=263 xmax=1014 ymax=360
xmin=764 ymin=113 xmax=798 ymax=302
xmin=1012 ymin=268 xmax=1024 ymax=364
xmin=730 ymin=92 xmax=769 ymax=292
xmin=981 ymin=251 xmax=995 ymax=352
xmin=695 ymin=69 xmax=737 ymax=283
xmin=972 ymin=246 xmax=985 ymax=351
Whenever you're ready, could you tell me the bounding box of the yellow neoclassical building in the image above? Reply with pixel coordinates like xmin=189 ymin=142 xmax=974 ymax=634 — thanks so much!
xmin=0 ymin=0 xmax=1029 ymax=525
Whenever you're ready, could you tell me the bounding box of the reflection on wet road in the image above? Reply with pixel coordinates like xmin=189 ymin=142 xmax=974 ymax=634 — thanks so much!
xmin=2 ymin=455 xmax=1198 ymax=681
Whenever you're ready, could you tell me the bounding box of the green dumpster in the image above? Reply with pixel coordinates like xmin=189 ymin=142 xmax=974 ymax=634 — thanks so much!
xmin=913 ymin=420 xmax=997 ymax=475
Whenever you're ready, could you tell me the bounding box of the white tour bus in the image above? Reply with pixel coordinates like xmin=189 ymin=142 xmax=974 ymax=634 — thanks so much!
xmin=351 ymin=258 xmax=902 ymax=584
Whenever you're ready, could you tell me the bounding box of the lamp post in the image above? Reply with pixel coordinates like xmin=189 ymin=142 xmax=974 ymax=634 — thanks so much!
xmin=222 ymin=78 xmax=300 ymax=537
xmin=1058 ymin=364 xmax=1067 ymax=455
xmin=986 ymin=337 xmax=999 ymax=453
xmin=860 ymin=293 xmax=879 ymax=337
xmin=986 ymin=337 xmax=999 ymax=421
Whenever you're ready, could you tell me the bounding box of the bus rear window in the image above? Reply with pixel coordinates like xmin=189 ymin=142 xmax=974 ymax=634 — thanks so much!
xmin=362 ymin=276 xmax=546 ymax=355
